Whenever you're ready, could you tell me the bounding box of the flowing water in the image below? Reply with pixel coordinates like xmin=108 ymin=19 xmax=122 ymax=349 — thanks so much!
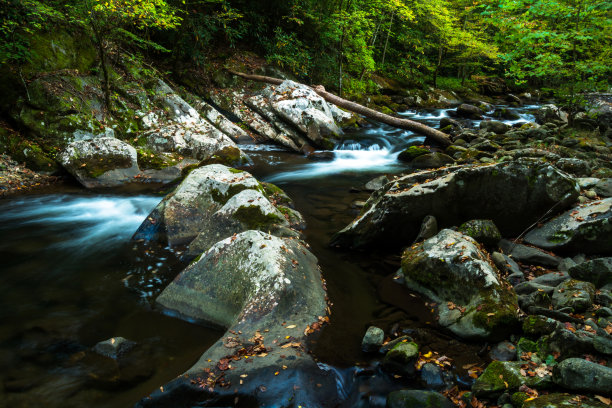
xmin=0 ymin=105 xmax=537 ymax=407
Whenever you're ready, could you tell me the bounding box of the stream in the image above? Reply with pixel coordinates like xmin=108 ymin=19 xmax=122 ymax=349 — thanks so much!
xmin=0 ymin=105 xmax=536 ymax=407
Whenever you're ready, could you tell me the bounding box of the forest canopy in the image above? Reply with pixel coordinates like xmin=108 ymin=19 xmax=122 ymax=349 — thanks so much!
xmin=1 ymin=0 xmax=610 ymax=99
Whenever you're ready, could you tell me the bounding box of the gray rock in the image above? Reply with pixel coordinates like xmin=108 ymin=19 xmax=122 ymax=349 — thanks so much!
xmin=420 ymin=363 xmax=446 ymax=390
xmin=480 ymin=120 xmax=509 ymax=134
xmin=489 ymin=341 xmax=517 ymax=361
xmin=594 ymin=335 xmax=612 ymax=355
xmin=472 ymin=361 xmax=552 ymax=397
xmin=332 ymin=161 xmax=579 ymax=249
xmin=514 ymin=281 xmax=555 ymax=296
xmin=595 ymin=179 xmax=612 ymax=197
xmin=264 ymin=80 xmax=342 ymax=148
xmin=58 ymin=137 xmax=140 ymax=188
xmin=458 ymin=219 xmax=501 ymax=246
xmin=362 ymin=326 xmax=385 ymax=353
xmin=534 ymin=104 xmax=569 ymax=125
xmin=556 ymin=158 xmax=592 ymax=177
xmin=457 ymin=104 xmax=484 ymax=119
xmin=553 ymin=358 xmax=612 ymax=395
xmin=499 ymin=240 xmax=562 ymax=267
xmin=365 ymin=175 xmax=390 ymax=192
xmin=133 ymin=165 xmax=302 ymax=257
xmin=531 ymin=271 xmax=570 ymax=287
xmin=524 ymin=198 xmax=612 ymax=255
xmin=382 ymin=341 xmax=419 ymax=377
xmin=386 ymin=390 xmax=454 ymax=408
xmin=93 ymin=337 xmax=136 ymax=359
xmin=440 ymin=117 xmax=462 ymax=130
xmin=411 ymin=153 xmax=455 ymax=169
xmin=518 ymin=290 xmax=552 ymax=310
xmin=552 ymin=280 xmax=595 ymax=312
xmin=414 ymin=215 xmax=438 ymax=243
xmin=523 ymin=394 xmax=609 ymax=408
xmin=569 ymin=258 xmax=612 ymax=287
xmin=148 ymin=230 xmax=337 ymax=408
xmin=400 ymin=229 xmax=519 ymax=340
xmin=577 ymin=177 xmax=601 ymax=189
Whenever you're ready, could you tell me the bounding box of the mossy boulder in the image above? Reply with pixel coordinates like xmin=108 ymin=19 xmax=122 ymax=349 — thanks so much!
xmin=332 ymin=161 xmax=579 ymax=250
xmin=523 ymin=393 xmax=608 ymax=408
xmin=524 ymin=198 xmax=612 ymax=255
xmin=551 ymin=279 xmax=595 ymax=312
xmin=58 ymin=137 xmax=140 ymax=188
xmin=472 ymin=361 xmax=552 ymax=397
xmin=458 ymin=219 xmax=501 ymax=246
xmin=399 ymin=229 xmax=519 ymax=340
xmin=411 ymin=153 xmax=455 ymax=169
xmin=398 ymin=145 xmax=430 ymax=162
xmin=382 ymin=342 xmax=419 ymax=377
xmin=133 ymin=164 xmax=305 ymax=259
xmin=149 ymin=230 xmax=336 ymax=408
xmin=386 ymin=390 xmax=455 ymax=408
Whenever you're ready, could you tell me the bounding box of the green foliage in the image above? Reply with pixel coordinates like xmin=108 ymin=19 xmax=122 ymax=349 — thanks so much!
xmin=263 ymin=27 xmax=311 ymax=76
xmin=482 ymin=0 xmax=611 ymax=100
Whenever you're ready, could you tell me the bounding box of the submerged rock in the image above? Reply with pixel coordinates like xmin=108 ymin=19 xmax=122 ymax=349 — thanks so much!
xmin=141 ymin=230 xmax=336 ymax=408
xmin=524 ymin=198 xmax=612 ymax=255
xmin=58 ymin=136 xmax=140 ymax=188
xmin=399 ymin=229 xmax=519 ymax=340
xmin=331 ymin=161 xmax=579 ymax=250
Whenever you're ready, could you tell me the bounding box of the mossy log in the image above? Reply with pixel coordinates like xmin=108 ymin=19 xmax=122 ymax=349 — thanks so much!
xmin=226 ymin=69 xmax=452 ymax=147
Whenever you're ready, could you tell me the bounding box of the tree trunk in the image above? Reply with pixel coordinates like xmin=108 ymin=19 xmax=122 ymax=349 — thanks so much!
xmin=381 ymin=11 xmax=394 ymax=68
xmin=89 ymin=19 xmax=111 ymax=113
xmin=226 ymin=70 xmax=452 ymax=146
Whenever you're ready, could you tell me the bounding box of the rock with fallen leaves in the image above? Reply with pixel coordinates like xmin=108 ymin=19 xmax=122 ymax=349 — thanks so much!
xmin=551 ymin=279 xmax=596 ymax=312
xmin=399 ymin=229 xmax=519 ymax=340
xmin=522 ymin=393 xmax=609 ymax=408
xmin=524 ymin=198 xmax=612 ymax=255
xmin=141 ymin=230 xmax=337 ymax=407
xmin=58 ymin=136 xmax=141 ymax=188
xmin=132 ymin=164 xmax=305 ymax=258
xmin=553 ymin=358 xmax=612 ymax=396
xmin=472 ymin=361 xmax=553 ymax=397
xmin=386 ymin=389 xmax=455 ymax=408
xmin=331 ymin=160 xmax=578 ymax=250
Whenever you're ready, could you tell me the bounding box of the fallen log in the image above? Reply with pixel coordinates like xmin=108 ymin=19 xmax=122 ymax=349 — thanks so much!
xmin=227 ymin=69 xmax=452 ymax=147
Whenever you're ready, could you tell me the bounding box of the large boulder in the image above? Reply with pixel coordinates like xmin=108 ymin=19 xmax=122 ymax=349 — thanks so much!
xmin=456 ymin=104 xmax=484 ymax=119
xmin=524 ymin=198 xmax=612 ymax=255
xmin=568 ymin=258 xmax=612 ymax=287
xmin=534 ymin=104 xmax=569 ymax=125
xmin=133 ymin=164 xmax=304 ymax=258
xmin=58 ymin=136 xmax=140 ymax=188
xmin=331 ymin=161 xmax=579 ymax=250
xmin=263 ymin=80 xmax=342 ymax=149
xmin=139 ymin=230 xmax=337 ymax=408
xmin=553 ymin=358 xmax=612 ymax=395
xmin=399 ymin=229 xmax=519 ymax=340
